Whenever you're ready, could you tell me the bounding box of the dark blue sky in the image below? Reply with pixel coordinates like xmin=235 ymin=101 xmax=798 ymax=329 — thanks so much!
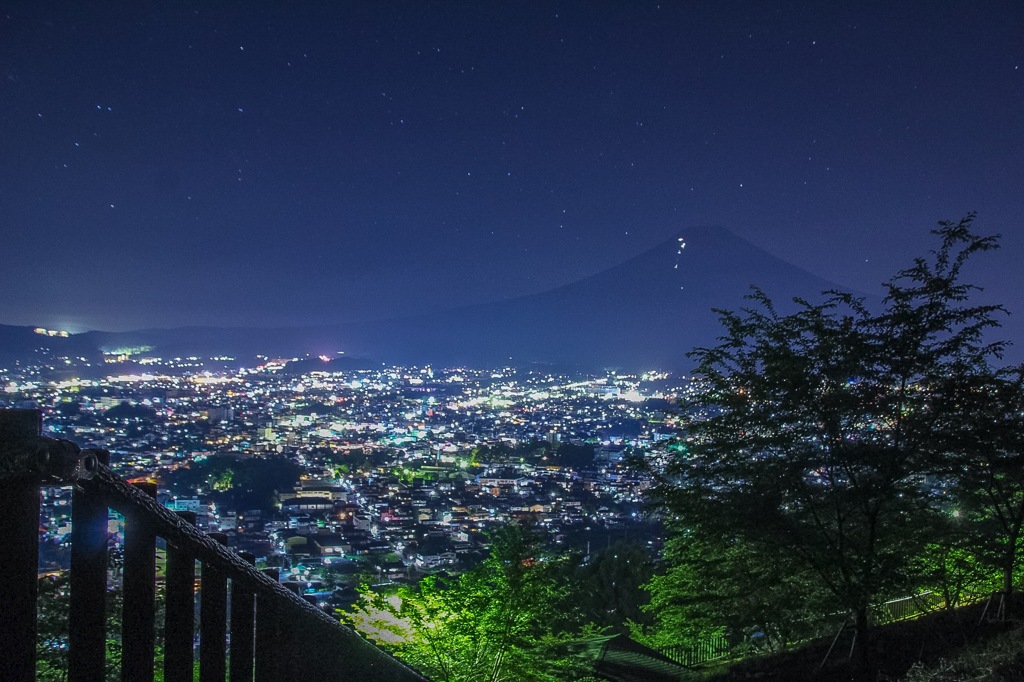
xmin=2 ymin=1 xmax=1022 ymax=336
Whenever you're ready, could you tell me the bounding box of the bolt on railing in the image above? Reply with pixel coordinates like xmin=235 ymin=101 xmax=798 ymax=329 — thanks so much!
xmin=0 ymin=409 xmax=430 ymax=682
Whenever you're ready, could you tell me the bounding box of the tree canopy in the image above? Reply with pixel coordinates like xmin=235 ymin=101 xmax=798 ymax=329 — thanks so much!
xmin=644 ymin=215 xmax=1016 ymax=649
xmin=347 ymin=524 xmax=592 ymax=682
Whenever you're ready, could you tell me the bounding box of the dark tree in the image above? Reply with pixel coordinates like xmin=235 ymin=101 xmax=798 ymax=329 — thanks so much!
xmin=571 ymin=541 xmax=654 ymax=634
xmin=554 ymin=442 xmax=595 ymax=469
xmin=641 ymin=526 xmax=831 ymax=652
xmin=937 ymin=366 xmax=1024 ymax=605
xmin=103 ymin=401 xmax=157 ymax=421
xmin=646 ymin=216 xmax=1007 ymax=652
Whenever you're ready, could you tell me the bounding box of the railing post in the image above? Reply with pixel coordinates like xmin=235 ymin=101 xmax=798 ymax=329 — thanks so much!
xmin=165 ymin=511 xmax=198 ymax=682
xmin=230 ymin=551 xmax=256 ymax=682
xmin=276 ymin=598 xmax=301 ymax=680
xmin=122 ymin=480 xmax=158 ymax=682
xmin=0 ymin=409 xmax=42 ymax=682
xmin=200 ymin=532 xmax=229 ymax=682
xmin=69 ymin=448 xmax=110 ymax=682
xmin=254 ymin=569 xmax=280 ymax=682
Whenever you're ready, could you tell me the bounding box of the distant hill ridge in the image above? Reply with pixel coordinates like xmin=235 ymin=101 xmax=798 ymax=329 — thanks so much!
xmin=0 ymin=227 xmax=856 ymax=370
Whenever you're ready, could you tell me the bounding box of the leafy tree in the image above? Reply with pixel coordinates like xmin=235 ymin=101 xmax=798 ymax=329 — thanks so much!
xmin=936 ymin=366 xmax=1024 ymax=604
xmin=35 ymin=574 xmax=163 ymax=682
xmin=646 ymin=216 xmax=1006 ymax=651
xmin=346 ymin=524 xmax=592 ymax=681
xmin=37 ymin=573 xmax=71 ymax=679
xmin=910 ymin=535 xmax=995 ymax=611
xmin=54 ymin=400 xmax=83 ymax=418
xmin=569 ymin=541 xmax=654 ymax=635
xmin=638 ymin=526 xmax=831 ymax=653
xmin=211 ymin=467 xmax=234 ymax=492
xmin=164 ymin=454 xmax=301 ymax=512
xmin=553 ymin=442 xmax=595 ymax=469
xmin=103 ymin=401 xmax=157 ymax=422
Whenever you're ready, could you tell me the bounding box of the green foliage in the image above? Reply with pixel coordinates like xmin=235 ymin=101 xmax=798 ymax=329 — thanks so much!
xmin=552 ymin=442 xmax=595 ymax=469
xmin=211 ymin=467 xmax=234 ymax=492
xmin=36 ymin=574 xmax=71 ymax=678
xmin=932 ymin=366 xmax=1024 ymax=598
xmin=569 ymin=542 xmax=653 ymax=634
xmin=638 ymin=527 xmax=831 ymax=652
xmin=910 ymin=538 xmax=997 ymax=610
xmin=347 ymin=524 xmax=593 ymax=681
xmin=164 ymin=454 xmax=301 ymax=511
xmin=36 ymin=573 xmax=172 ymax=682
xmin=472 ymin=441 xmax=550 ymax=465
xmin=645 ymin=216 xmax=1009 ymax=645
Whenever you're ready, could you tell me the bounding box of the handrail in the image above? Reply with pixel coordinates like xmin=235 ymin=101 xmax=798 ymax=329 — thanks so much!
xmin=0 ymin=409 xmax=431 ymax=682
xmin=85 ymin=461 xmax=386 ymax=643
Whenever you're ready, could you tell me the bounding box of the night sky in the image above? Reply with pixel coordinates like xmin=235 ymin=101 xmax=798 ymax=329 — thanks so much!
xmin=2 ymin=2 xmax=1023 ymax=340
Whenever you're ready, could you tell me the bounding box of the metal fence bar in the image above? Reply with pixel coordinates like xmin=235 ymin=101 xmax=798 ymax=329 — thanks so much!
xmin=254 ymin=569 xmax=280 ymax=682
xmin=230 ymin=552 xmax=256 ymax=682
xmin=165 ymin=511 xmax=198 ymax=682
xmin=0 ymin=410 xmax=42 ymax=682
xmin=69 ymin=448 xmax=110 ymax=682
xmin=276 ymin=604 xmax=300 ymax=680
xmin=200 ymin=532 xmax=229 ymax=682
xmin=122 ymin=481 xmax=159 ymax=682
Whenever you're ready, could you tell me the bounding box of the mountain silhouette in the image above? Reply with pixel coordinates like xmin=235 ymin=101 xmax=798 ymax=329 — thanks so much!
xmin=0 ymin=227 xmax=858 ymax=370
xmin=337 ymin=226 xmax=857 ymax=369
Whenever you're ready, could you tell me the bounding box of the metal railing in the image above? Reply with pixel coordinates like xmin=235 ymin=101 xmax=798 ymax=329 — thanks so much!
xmin=656 ymin=591 xmax=960 ymax=668
xmin=873 ymin=591 xmax=946 ymax=625
xmin=659 ymin=633 xmax=731 ymax=667
xmin=0 ymin=409 xmax=430 ymax=682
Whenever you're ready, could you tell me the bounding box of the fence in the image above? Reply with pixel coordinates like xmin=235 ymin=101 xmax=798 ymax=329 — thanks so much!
xmin=658 ymin=588 xmax=957 ymax=667
xmin=0 ymin=409 xmax=430 ymax=682
xmin=659 ymin=633 xmax=731 ymax=667
xmin=873 ymin=591 xmax=946 ymax=625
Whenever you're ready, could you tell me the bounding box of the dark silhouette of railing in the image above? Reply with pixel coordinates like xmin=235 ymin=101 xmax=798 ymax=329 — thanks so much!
xmin=0 ymin=409 xmax=430 ymax=682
